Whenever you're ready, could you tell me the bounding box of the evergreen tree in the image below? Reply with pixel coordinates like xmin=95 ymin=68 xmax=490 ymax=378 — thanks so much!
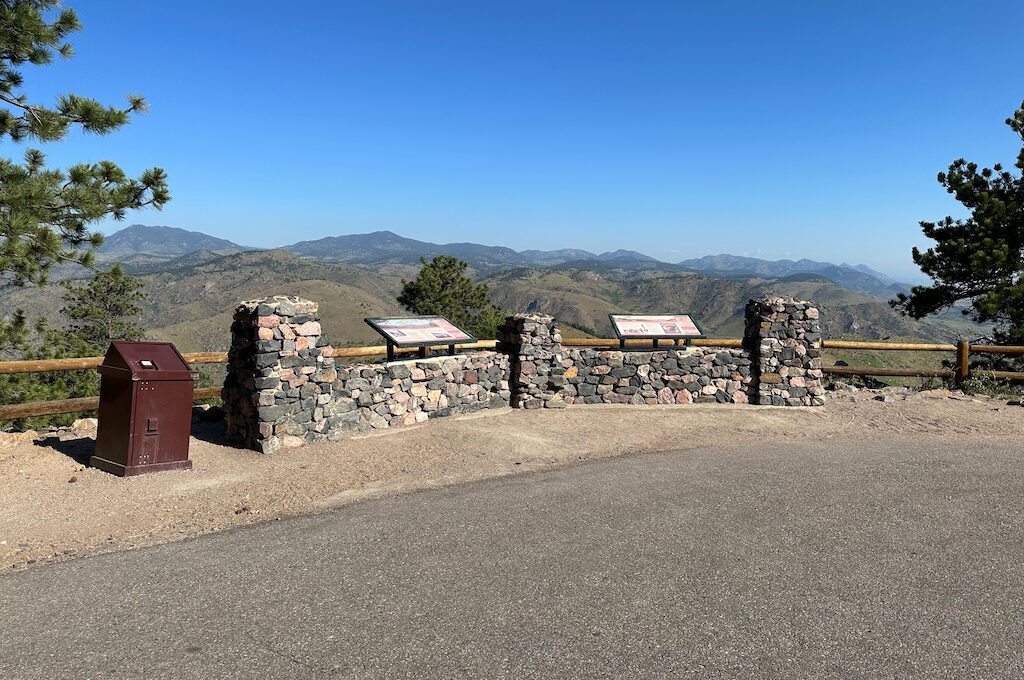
xmin=892 ymin=100 xmax=1024 ymax=344
xmin=0 ymin=0 xmax=169 ymax=298
xmin=58 ymin=265 xmax=145 ymax=349
xmin=397 ymin=255 xmax=505 ymax=339
xmin=0 ymin=1 xmax=165 ymax=426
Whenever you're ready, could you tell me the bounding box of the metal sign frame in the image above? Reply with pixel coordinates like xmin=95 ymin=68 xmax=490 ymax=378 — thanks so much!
xmin=607 ymin=313 xmax=706 ymax=349
xmin=364 ymin=316 xmax=478 ymax=361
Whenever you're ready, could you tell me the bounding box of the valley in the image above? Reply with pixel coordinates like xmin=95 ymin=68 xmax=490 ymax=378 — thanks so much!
xmin=0 ymin=225 xmax=985 ymax=354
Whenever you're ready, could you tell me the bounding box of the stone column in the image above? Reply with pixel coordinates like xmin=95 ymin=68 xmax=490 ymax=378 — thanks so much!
xmin=222 ymin=296 xmax=336 ymax=452
xmin=496 ymin=313 xmax=568 ymax=409
xmin=744 ymin=296 xmax=824 ymax=406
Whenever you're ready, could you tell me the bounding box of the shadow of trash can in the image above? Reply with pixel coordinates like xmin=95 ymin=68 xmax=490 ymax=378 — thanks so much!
xmin=91 ymin=341 xmax=195 ymax=476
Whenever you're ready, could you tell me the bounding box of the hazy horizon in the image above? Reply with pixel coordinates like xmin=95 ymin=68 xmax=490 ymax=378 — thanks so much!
xmin=105 ymin=222 xmax=931 ymax=283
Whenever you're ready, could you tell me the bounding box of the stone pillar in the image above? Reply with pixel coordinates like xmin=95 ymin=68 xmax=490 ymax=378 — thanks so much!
xmin=744 ymin=297 xmax=824 ymax=406
xmin=496 ymin=313 xmax=568 ymax=409
xmin=222 ymin=296 xmax=336 ymax=452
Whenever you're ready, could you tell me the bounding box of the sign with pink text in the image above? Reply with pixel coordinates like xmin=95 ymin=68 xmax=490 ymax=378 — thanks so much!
xmin=608 ymin=314 xmax=705 ymax=340
xmin=365 ymin=316 xmax=476 ymax=347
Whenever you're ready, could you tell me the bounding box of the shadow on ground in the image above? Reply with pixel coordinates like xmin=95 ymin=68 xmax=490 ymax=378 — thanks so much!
xmin=30 ymin=410 xmax=234 ymax=465
xmin=190 ymin=418 xmax=232 ymax=447
xmin=33 ymin=436 xmax=93 ymax=466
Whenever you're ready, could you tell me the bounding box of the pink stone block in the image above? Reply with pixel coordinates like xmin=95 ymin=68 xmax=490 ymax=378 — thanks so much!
xmin=295 ymin=321 xmax=321 ymax=336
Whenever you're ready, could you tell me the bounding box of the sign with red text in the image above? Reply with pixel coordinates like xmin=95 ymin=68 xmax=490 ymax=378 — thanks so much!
xmin=365 ymin=316 xmax=476 ymax=347
xmin=608 ymin=314 xmax=705 ymax=340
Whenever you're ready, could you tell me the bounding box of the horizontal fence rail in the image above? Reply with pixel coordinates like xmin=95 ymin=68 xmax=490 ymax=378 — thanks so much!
xmin=0 ymin=352 xmax=230 ymax=375
xmin=821 ymin=366 xmax=956 ymax=379
xmin=820 ymin=340 xmax=957 ymax=352
xmin=3 ymin=338 xmax=1024 ymax=421
xmin=0 ymin=386 xmax=222 ymax=421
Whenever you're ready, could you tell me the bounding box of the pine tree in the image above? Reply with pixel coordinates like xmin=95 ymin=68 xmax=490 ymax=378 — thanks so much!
xmin=892 ymin=100 xmax=1024 ymax=344
xmin=397 ymin=255 xmax=505 ymax=339
xmin=0 ymin=0 xmax=169 ymax=294
xmin=0 ymin=0 xmax=166 ymax=426
xmin=57 ymin=265 xmax=145 ymax=349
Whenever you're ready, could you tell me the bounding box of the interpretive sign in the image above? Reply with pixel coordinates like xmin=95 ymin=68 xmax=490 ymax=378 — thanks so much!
xmin=365 ymin=316 xmax=477 ymax=360
xmin=608 ymin=314 xmax=705 ymax=348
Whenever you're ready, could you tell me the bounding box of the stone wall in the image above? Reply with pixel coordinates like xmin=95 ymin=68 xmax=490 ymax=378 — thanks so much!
xmin=325 ymin=352 xmax=510 ymax=439
xmin=562 ymin=348 xmax=752 ymax=405
xmin=222 ymin=296 xmax=332 ymax=452
xmin=745 ymin=297 xmax=824 ymax=406
xmin=222 ymin=295 xmax=824 ymax=452
xmin=496 ymin=313 xmax=569 ymax=409
xmin=223 ymin=296 xmax=509 ymax=452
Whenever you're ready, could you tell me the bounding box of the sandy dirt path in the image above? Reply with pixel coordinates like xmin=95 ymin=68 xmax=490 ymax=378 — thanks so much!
xmin=1 ymin=390 xmax=1021 ymax=571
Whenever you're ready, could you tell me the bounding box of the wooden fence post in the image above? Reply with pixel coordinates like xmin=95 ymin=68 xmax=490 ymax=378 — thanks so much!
xmin=955 ymin=340 xmax=970 ymax=385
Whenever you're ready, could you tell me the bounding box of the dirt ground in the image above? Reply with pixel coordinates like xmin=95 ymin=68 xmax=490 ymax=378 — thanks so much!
xmin=2 ymin=388 xmax=1021 ymax=571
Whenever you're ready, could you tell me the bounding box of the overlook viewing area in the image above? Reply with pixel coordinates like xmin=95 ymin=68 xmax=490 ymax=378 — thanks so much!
xmin=3 ymin=295 xmax=1023 ymax=424
xmin=2 ymin=2 xmax=1024 ymax=676
xmin=3 ymin=294 xmax=1024 ymax=575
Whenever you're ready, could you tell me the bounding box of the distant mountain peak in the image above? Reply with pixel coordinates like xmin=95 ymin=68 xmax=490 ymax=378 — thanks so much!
xmin=596 ymin=249 xmax=658 ymax=263
xmin=678 ymin=253 xmax=908 ymax=299
xmin=99 ymin=224 xmax=254 ymax=259
xmin=282 ymin=231 xmax=659 ymax=272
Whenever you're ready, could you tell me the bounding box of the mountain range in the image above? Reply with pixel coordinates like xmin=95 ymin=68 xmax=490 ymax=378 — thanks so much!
xmin=97 ymin=224 xmax=911 ymax=299
xmin=284 ymin=230 xmax=658 ymax=270
xmin=0 ymin=223 xmax=979 ymax=356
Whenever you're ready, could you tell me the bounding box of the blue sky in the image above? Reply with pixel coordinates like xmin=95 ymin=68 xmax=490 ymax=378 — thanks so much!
xmin=13 ymin=1 xmax=1024 ymax=279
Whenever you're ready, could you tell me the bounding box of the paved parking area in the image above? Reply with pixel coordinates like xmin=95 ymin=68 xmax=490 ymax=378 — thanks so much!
xmin=3 ymin=439 xmax=1023 ymax=678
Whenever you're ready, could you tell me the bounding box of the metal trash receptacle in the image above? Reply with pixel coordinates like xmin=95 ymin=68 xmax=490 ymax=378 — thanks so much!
xmin=91 ymin=341 xmax=195 ymax=476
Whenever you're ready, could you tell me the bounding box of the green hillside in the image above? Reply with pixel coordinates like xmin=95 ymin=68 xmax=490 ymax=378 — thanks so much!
xmin=1 ymin=250 xmax=408 ymax=353
xmin=484 ymin=267 xmax=984 ymax=341
xmin=0 ymin=252 xmax=986 ymax=357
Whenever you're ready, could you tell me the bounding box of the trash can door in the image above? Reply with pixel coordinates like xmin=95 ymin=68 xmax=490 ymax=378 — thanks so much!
xmin=129 ymin=381 xmax=192 ymax=468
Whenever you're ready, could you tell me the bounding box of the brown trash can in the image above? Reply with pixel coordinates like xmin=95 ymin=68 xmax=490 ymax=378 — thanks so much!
xmin=91 ymin=341 xmax=195 ymax=476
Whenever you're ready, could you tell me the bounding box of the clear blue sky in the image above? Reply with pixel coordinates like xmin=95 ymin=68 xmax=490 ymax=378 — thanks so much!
xmin=14 ymin=1 xmax=1024 ymax=279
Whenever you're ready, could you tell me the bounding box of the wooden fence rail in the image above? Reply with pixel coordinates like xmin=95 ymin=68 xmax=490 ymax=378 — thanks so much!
xmin=3 ymin=338 xmax=1024 ymax=421
xmin=0 ymin=352 xmax=230 ymax=375
xmin=0 ymin=386 xmax=222 ymax=421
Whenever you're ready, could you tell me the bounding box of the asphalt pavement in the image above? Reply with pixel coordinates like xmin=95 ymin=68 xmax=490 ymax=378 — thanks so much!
xmin=2 ymin=439 xmax=1024 ymax=679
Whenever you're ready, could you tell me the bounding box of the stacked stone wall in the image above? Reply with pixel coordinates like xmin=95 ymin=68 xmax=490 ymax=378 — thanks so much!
xmin=496 ymin=314 xmax=568 ymax=409
xmin=223 ymin=295 xmax=825 ymax=452
xmin=325 ymin=352 xmax=510 ymax=438
xmin=223 ymin=296 xmax=509 ymax=452
xmin=745 ymin=297 xmax=824 ymax=406
xmin=222 ymin=296 xmax=332 ymax=452
xmin=562 ymin=348 xmax=752 ymax=405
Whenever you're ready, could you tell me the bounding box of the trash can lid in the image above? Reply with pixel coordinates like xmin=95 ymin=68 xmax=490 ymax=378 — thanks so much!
xmin=98 ymin=341 xmax=194 ymax=381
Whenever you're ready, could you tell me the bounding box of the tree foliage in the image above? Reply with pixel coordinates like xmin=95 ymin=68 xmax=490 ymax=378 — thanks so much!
xmin=0 ymin=0 xmax=169 ymax=291
xmin=0 ymin=266 xmax=146 ymax=429
xmin=892 ymin=100 xmax=1024 ymax=343
xmin=0 ymin=1 xmax=165 ymax=427
xmin=397 ymin=255 xmax=505 ymax=339
xmin=58 ymin=264 xmax=146 ymax=348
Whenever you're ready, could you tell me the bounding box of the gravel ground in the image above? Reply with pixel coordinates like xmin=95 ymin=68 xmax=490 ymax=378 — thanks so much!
xmin=1 ymin=389 xmax=1021 ymax=571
